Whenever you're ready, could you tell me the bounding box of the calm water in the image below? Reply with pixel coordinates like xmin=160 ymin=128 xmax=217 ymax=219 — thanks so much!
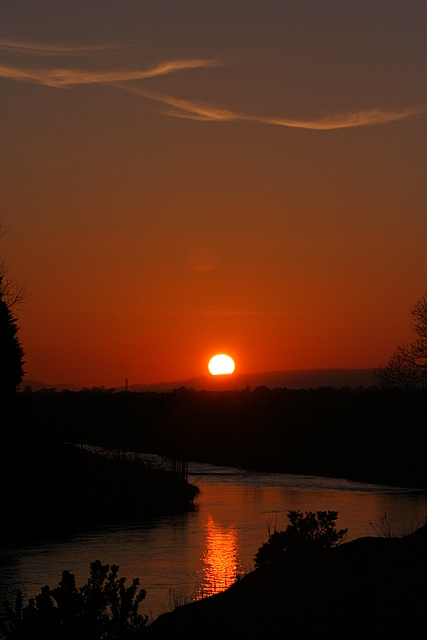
xmin=1 ymin=458 xmax=426 ymax=622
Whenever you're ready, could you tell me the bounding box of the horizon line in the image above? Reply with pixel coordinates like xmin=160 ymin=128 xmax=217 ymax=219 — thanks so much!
xmin=22 ymin=367 xmax=376 ymax=390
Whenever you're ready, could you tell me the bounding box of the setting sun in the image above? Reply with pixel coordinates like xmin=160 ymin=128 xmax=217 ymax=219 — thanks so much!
xmin=208 ymin=354 xmax=235 ymax=376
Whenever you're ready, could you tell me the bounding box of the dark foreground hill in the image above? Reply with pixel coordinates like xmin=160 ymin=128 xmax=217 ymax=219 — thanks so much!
xmin=147 ymin=524 xmax=427 ymax=639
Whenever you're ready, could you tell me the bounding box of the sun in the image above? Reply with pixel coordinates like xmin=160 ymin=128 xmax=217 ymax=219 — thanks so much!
xmin=208 ymin=354 xmax=235 ymax=376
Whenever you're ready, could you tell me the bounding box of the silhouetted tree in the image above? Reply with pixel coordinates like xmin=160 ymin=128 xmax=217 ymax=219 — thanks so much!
xmin=0 ymin=275 xmax=25 ymax=397
xmin=376 ymin=294 xmax=427 ymax=389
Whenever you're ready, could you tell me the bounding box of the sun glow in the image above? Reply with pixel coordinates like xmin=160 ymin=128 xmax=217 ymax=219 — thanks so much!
xmin=208 ymin=354 xmax=235 ymax=376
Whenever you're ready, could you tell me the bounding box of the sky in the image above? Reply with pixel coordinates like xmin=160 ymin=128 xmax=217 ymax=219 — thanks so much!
xmin=1 ymin=1 xmax=426 ymax=387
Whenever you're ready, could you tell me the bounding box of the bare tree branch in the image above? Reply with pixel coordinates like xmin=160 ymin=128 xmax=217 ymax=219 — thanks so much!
xmin=0 ymin=223 xmax=30 ymax=308
xmin=374 ymin=345 xmax=425 ymax=390
xmin=376 ymin=295 xmax=427 ymax=389
xmin=0 ymin=260 xmax=29 ymax=308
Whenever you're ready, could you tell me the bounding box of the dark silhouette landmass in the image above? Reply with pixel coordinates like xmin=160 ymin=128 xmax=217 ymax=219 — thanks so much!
xmin=9 ymin=384 xmax=427 ymax=489
xmin=1 ymin=443 xmax=198 ymax=543
xmin=147 ymin=523 xmax=427 ymax=639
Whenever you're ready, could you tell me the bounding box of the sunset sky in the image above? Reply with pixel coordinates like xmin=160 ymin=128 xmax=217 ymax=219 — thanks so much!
xmin=1 ymin=1 xmax=426 ymax=387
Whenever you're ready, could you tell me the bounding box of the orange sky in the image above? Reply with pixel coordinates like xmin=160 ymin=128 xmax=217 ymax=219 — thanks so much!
xmin=1 ymin=1 xmax=426 ymax=386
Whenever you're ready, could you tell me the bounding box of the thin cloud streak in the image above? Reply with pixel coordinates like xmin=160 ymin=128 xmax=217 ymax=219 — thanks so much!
xmin=0 ymin=39 xmax=132 ymax=55
xmin=0 ymin=59 xmax=221 ymax=88
xmin=115 ymin=85 xmax=240 ymax=121
xmin=114 ymin=85 xmax=425 ymax=129
xmin=259 ymin=108 xmax=426 ymax=130
xmin=130 ymin=87 xmax=426 ymax=129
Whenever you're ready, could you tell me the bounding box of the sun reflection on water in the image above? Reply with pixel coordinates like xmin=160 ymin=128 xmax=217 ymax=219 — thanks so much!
xmin=199 ymin=515 xmax=241 ymax=597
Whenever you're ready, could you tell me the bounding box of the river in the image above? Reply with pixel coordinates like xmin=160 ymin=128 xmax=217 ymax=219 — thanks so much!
xmin=0 ymin=458 xmax=425 ymax=623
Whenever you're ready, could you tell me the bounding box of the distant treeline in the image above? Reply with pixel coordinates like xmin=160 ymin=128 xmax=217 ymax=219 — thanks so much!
xmin=6 ymin=386 xmax=427 ymax=488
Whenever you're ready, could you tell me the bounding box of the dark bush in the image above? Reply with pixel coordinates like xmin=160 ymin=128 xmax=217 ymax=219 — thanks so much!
xmin=254 ymin=510 xmax=347 ymax=569
xmin=3 ymin=561 xmax=147 ymax=639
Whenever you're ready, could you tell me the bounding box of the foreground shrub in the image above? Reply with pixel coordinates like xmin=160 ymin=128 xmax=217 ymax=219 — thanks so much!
xmin=3 ymin=561 xmax=147 ymax=639
xmin=254 ymin=510 xmax=347 ymax=569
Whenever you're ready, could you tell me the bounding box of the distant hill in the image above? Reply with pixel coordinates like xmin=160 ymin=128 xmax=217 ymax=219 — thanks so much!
xmin=21 ymin=380 xmax=84 ymax=392
xmin=22 ymin=369 xmax=377 ymax=393
xmin=127 ymin=369 xmax=377 ymax=392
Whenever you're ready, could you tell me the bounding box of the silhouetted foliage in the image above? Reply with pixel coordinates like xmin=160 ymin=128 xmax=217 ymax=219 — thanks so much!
xmin=3 ymin=561 xmax=147 ymax=640
xmin=376 ymin=294 xmax=427 ymax=389
xmin=0 ymin=275 xmax=25 ymax=398
xmin=254 ymin=510 xmax=347 ymax=569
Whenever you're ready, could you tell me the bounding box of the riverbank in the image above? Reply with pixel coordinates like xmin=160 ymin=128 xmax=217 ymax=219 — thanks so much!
xmin=1 ymin=444 xmax=199 ymax=543
xmin=147 ymin=523 xmax=427 ymax=639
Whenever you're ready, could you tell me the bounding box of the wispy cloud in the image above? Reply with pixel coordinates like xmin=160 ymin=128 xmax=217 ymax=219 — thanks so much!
xmin=115 ymin=85 xmax=240 ymax=121
xmin=116 ymin=85 xmax=426 ymax=130
xmin=257 ymin=108 xmax=426 ymax=130
xmin=0 ymin=59 xmax=220 ymax=88
xmin=0 ymin=39 xmax=134 ymax=56
xmin=1 ymin=38 xmax=424 ymax=129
